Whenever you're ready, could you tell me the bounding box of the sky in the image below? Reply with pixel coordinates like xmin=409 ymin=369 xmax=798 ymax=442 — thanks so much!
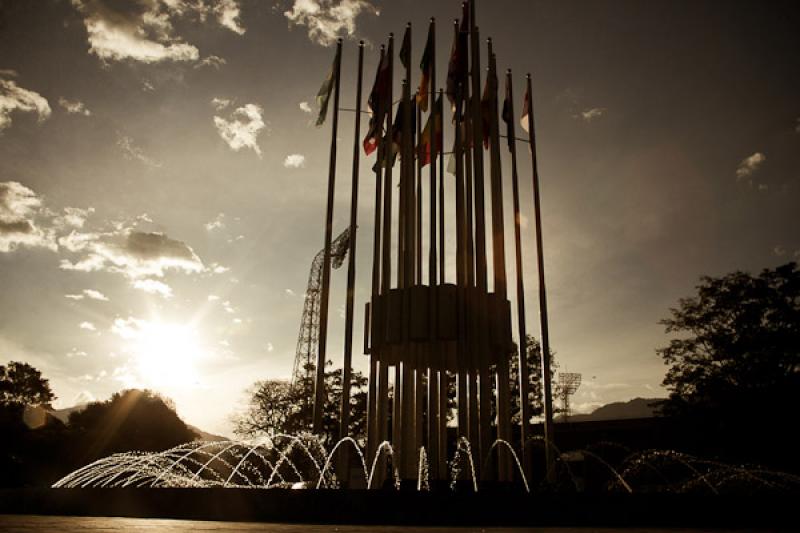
xmin=1 ymin=0 xmax=798 ymax=436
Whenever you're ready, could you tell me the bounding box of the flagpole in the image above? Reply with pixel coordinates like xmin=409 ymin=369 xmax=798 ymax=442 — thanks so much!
xmin=438 ymin=88 xmax=445 ymax=286
xmin=486 ymin=40 xmax=512 ymax=481
xmin=526 ymin=73 xmax=556 ymax=484
xmin=339 ymin=39 xmax=364 ymax=446
xmin=436 ymin=88 xmax=448 ymax=478
xmin=313 ymin=39 xmax=343 ymax=434
xmin=504 ymin=68 xmax=532 ymax=480
xmin=424 ymin=17 xmax=440 ymax=481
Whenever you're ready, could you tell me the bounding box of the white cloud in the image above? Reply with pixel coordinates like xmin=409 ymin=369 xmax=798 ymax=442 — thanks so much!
xmin=283 ymin=153 xmax=306 ymax=168
xmin=0 ymin=77 xmax=51 ymax=131
xmin=284 ymin=0 xmax=379 ymax=47
xmin=65 ymin=288 xmax=109 ymax=301
xmin=117 ymin=134 xmax=161 ymax=168
xmin=79 ymin=321 xmax=97 ymax=331
xmin=211 ymin=263 xmax=229 ymax=274
xmin=266 ymin=342 xmax=274 ymax=352
xmin=53 ymin=206 xmax=95 ymax=229
xmin=132 ymin=278 xmax=173 ymax=298
xmin=773 ymin=245 xmax=787 ymax=257
xmin=578 ymin=107 xmax=605 ymax=122
xmin=208 ymin=294 xmax=220 ymax=301
xmin=736 ymin=152 xmax=766 ymax=179
xmin=214 ymin=0 xmax=245 ymax=34
xmin=71 ymin=0 xmax=200 ymax=64
xmin=59 ymin=229 xmax=205 ymax=279
xmin=0 ymin=181 xmax=57 ymax=252
xmin=299 ymin=101 xmax=312 ymax=113
xmin=196 ymin=55 xmax=227 ymax=69
xmin=213 ymin=103 xmax=265 ymax=156
xmin=205 ymin=212 xmax=226 ymax=230
xmin=211 ymin=98 xmax=231 ymax=112
xmin=58 ymin=97 xmax=91 ymax=116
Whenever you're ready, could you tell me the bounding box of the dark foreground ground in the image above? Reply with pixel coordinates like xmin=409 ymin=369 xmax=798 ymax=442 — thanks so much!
xmin=1 ymin=489 xmax=798 ymax=529
xmin=0 ymin=515 xmax=791 ymax=533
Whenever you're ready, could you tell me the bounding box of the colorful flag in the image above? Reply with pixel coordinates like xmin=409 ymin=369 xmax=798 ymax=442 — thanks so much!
xmin=399 ymin=25 xmax=411 ymax=70
xmin=363 ymin=49 xmax=391 ymax=155
xmin=389 ymin=99 xmax=416 ymax=167
xmin=501 ymin=75 xmax=514 ymax=150
xmin=445 ymin=5 xmax=469 ymax=107
xmin=418 ymin=95 xmax=443 ymax=167
xmin=315 ymin=48 xmax=340 ymax=127
xmin=520 ymin=82 xmax=531 ymax=134
xmin=417 ymin=24 xmax=434 ymax=112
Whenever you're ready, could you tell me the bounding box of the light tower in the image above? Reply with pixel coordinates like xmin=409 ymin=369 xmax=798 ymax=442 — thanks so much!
xmin=557 ymin=372 xmax=582 ymax=421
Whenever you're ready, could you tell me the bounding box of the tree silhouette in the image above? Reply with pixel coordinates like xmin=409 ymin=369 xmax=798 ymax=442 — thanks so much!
xmin=0 ymin=361 xmax=55 ymax=408
xmin=68 ymin=389 xmax=197 ymax=463
xmin=234 ymin=365 xmax=368 ymax=445
xmin=656 ymin=262 xmax=800 ymax=468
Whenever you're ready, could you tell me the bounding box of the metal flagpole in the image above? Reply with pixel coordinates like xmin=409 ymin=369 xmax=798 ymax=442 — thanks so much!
xmin=339 ymin=39 xmax=364 ymax=453
xmin=313 ymin=39 xmax=343 ymax=434
xmin=525 ymin=73 xmax=556 ymax=484
xmin=486 ymin=41 xmax=512 ymax=481
xmin=366 ymin=44 xmax=386 ymax=479
xmin=504 ymin=68 xmax=532 ymax=480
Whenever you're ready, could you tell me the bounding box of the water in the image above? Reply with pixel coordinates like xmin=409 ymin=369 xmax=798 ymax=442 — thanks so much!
xmin=52 ymin=435 xmax=800 ymax=494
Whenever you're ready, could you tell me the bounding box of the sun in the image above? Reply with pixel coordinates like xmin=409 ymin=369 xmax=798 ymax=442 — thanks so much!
xmin=130 ymin=321 xmax=207 ymax=391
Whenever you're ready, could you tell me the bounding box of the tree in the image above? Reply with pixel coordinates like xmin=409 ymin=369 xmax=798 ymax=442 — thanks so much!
xmin=658 ymin=262 xmax=800 ymax=415
xmin=509 ymin=335 xmax=558 ymax=423
xmin=233 ymin=365 xmax=368 ymax=445
xmin=656 ymin=263 xmax=800 ymax=468
xmin=0 ymin=361 xmax=55 ymax=408
xmin=68 ymin=389 xmax=197 ymax=462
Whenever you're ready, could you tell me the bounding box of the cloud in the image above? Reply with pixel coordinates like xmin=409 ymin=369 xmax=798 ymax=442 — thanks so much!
xmin=205 ymin=212 xmax=226 ymax=230
xmin=71 ymin=0 xmax=200 ymax=63
xmin=53 ymin=207 xmax=96 ymax=229
xmin=79 ymin=321 xmax=96 ymax=331
xmin=195 ymin=55 xmax=227 ymax=69
xmin=299 ymin=101 xmax=312 ymax=113
xmin=578 ymin=107 xmax=606 ymax=122
xmin=211 ymin=97 xmax=230 ymax=111
xmin=117 ymin=134 xmax=161 ymax=168
xmin=796 ymin=117 xmax=800 ymax=134
xmin=214 ymin=0 xmax=245 ymax=34
xmin=284 ymin=0 xmax=379 ymax=46
xmin=0 ymin=181 xmax=58 ymax=252
xmin=65 ymin=288 xmax=109 ymax=301
xmin=132 ymin=278 xmax=173 ymax=298
xmin=213 ymin=103 xmax=266 ymax=156
xmin=736 ymin=152 xmax=766 ymax=179
xmin=773 ymin=245 xmax=786 ymax=257
xmin=283 ymin=153 xmax=306 ymax=168
xmin=59 ymin=229 xmax=205 ymax=279
xmin=71 ymin=1 xmax=247 ymax=64
xmin=66 ymin=348 xmax=89 ymax=358
xmin=58 ymin=97 xmax=91 ymax=116
xmin=0 ymin=77 xmax=51 ymax=131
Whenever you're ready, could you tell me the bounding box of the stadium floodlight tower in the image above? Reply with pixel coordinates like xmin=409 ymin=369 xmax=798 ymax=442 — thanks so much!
xmin=557 ymin=372 xmax=582 ymax=421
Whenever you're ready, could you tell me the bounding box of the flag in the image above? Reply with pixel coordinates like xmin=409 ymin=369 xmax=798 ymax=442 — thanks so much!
xmin=501 ymin=75 xmax=513 ymax=150
xmin=363 ymin=49 xmax=391 ymax=155
xmin=399 ymin=25 xmax=411 ymax=70
xmin=445 ymin=6 xmax=469 ymax=107
xmin=417 ymin=24 xmax=434 ymax=112
xmin=315 ymin=48 xmax=339 ymax=127
xmin=520 ymin=82 xmax=531 ymax=134
xmin=389 ymin=99 xmax=416 ymax=167
xmin=418 ymin=95 xmax=443 ymax=167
